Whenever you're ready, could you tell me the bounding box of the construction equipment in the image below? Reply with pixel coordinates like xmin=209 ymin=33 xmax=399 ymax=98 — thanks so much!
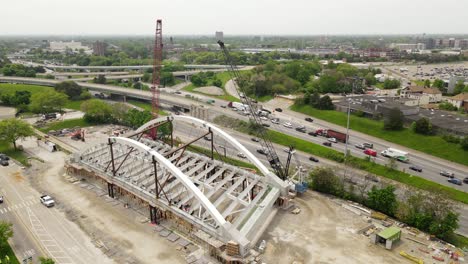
xmin=218 ymin=41 xmax=289 ymax=180
xmin=70 ymin=128 xmax=85 ymax=141
xmin=150 ymin=19 xmax=163 ymax=139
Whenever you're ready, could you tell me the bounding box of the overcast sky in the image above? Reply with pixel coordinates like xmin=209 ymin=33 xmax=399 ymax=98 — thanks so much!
xmin=1 ymin=0 xmax=467 ymax=35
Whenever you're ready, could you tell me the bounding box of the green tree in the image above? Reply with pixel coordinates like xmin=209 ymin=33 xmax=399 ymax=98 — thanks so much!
xmin=55 ymin=81 xmax=82 ymax=100
xmin=161 ymin=72 xmax=175 ymax=87
xmin=432 ymin=79 xmax=447 ymax=93
xmin=461 ymin=136 xmax=468 ymax=151
xmin=364 ymin=72 xmax=377 ymax=86
xmin=423 ymin=79 xmax=431 ymax=88
xmin=0 ymin=119 xmax=35 ymax=150
xmin=413 ymin=117 xmax=432 ymax=135
xmin=190 ymin=73 xmax=207 ymax=87
xmin=453 ymin=80 xmax=465 ymax=95
xmin=93 ymin=75 xmax=107 ymax=84
xmin=366 ymin=186 xmax=398 ymax=216
xmin=383 ymin=107 xmax=404 ymax=130
xmin=316 ymin=95 xmax=334 ymax=110
xmin=212 ymin=78 xmax=222 ymax=88
xmin=0 ymin=221 xmax=13 ymax=253
xmin=429 ymin=211 xmax=459 ymax=240
xmin=30 ymin=90 xmax=68 ymax=114
xmin=81 ymin=99 xmax=113 ymax=123
xmin=142 ymin=72 xmax=151 ymax=82
xmin=122 ymin=109 xmax=152 ymax=128
xmin=308 ymin=167 xmax=344 ymax=197
xmin=39 ymin=257 xmax=55 ymax=264
xmin=383 ymin=79 xmax=401 ymax=89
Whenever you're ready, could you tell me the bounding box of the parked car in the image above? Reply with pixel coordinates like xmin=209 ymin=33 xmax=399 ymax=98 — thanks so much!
xmin=327 ymin=137 xmax=337 ymax=143
xmin=174 ymin=91 xmax=182 ymax=94
xmin=363 ymin=143 xmax=374 ymax=149
xmin=0 ymin=160 xmax=8 ymax=166
xmin=275 ymin=108 xmax=283 ymax=112
xmin=0 ymin=154 xmax=9 ymax=161
xmin=271 ymin=118 xmax=280 ymax=124
xmin=40 ymin=195 xmax=55 ymax=207
xmin=251 ymin=138 xmax=260 ymax=142
xmin=260 ymin=116 xmax=268 ymax=121
xmin=283 ymin=147 xmax=290 ymax=153
xmin=262 ymin=123 xmax=270 ymax=127
xmin=409 ymin=165 xmax=423 ymax=172
xmin=237 ymin=153 xmax=246 ymax=159
xmin=448 ymin=178 xmax=462 ymax=186
xmin=308 ymin=131 xmax=317 ymax=137
xmin=221 ymin=105 xmax=227 ymax=108
xmin=203 ymin=136 xmax=211 ymax=141
xmin=323 ymin=142 xmax=332 ymax=147
xmin=309 ymin=156 xmax=319 ymax=162
xmin=305 ymin=117 xmax=314 ymax=122
xmin=440 ymin=171 xmax=455 ymax=178
xmin=354 ymin=144 xmax=365 ymax=149
xmin=0 ymin=196 xmax=3 ymax=204
xmin=463 ymin=177 xmax=468 ymax=184
xmin=283 ymin=122 xmax=292 ymax=128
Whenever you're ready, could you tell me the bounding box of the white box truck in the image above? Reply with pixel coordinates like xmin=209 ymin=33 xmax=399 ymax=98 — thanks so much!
xmin=381 ymin=148 xmax=409 ymax=163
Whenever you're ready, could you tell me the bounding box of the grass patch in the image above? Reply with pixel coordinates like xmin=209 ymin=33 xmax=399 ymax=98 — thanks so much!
xmin=213 ymin=115 xmax=468 ymax=204
xmin=126 ymin=100 xmax=167 ymax=115
xmin=183 ymin=83 xmax=240 ymax=103
xmin=0 ymin=83 xmax=53 ymax=95
xmin=267 ymin=129 xmax=468 ymax=204
xmin=38 ymin=118 xmax=93 ymax=133
xmin=64 ymin=99 xmax=88 ymax=111
xmin=0 ymin=141 xmax=30 ymax=166
xmin=446 ymin=233 xmax=468 ymax=248
xmin=290 ymin=104 xmax=468 ymax=167
xmin=0 ymin=242 xmax=20 ymax=264
xmin=255 ymin=95 xmax=274 ymax=102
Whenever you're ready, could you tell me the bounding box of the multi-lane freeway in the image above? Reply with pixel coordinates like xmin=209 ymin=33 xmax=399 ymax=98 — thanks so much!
xmin=1 ymin=76 xmax=467 ymax=192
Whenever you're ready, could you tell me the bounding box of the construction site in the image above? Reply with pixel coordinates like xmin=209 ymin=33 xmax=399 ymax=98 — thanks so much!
xmin=2 ymin=19 xmax=467 ymax=264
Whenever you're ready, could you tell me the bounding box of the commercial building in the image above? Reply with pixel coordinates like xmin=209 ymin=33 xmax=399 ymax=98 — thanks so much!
xmin=215 ymin=31 xmax=224 ymax=42
xmin=391 ymin=43 xmax=425 ymax=51
xmin=446 ymin=93 xmax=468 ymax=112
xmin=49 ymin=41 xmax=92 ymax=54
xmin=93 ymin=41 xmax=107 ymax=56
xmin=400 ymin=86 xmax=442 ymax=106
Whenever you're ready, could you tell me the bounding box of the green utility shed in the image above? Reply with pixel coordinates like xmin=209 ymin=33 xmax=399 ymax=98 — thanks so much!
xmin=372 ymin=227 xmax=401 ymax=250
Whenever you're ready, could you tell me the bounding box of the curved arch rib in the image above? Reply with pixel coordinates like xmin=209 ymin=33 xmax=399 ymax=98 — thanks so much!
xmin=109 ymin=136 xmax=227 ymax=227
xmin=135 ymin=115 xmax=287 ymax=191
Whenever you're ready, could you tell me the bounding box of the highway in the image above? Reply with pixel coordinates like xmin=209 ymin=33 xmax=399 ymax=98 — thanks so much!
xmin=0 ymin=163 xmax=111 ymax=264
xmin=0 ymin=77 xmax=467 ymax=192
xmin=169 ymin=119 xmax=468 ymax=236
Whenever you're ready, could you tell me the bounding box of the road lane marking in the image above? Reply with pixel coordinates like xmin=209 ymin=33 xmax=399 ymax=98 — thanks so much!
xmin=27 ymin=208 xmax=75 ymax=264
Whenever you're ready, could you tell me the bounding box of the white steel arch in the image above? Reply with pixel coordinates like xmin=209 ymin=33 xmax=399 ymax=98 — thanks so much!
xmin=135 ymin=115 xmax=288 ymax=191
xmin=110 ymin=136 xmax=228 ymax=227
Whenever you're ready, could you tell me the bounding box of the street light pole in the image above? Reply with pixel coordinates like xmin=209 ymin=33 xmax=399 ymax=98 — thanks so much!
xmin=218 ymin=145 xmax=226 ymax=158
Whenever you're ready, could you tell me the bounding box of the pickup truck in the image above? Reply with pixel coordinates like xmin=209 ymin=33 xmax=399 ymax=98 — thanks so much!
xmin=40 ymin=195 xmax=55 ymax=207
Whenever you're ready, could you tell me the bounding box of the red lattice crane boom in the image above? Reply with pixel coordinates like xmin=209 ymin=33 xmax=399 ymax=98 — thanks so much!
xmin=151 ymin=19 xmax=163 ymax=138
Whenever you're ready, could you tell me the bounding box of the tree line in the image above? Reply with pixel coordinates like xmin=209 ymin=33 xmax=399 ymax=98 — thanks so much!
xmin=308 ymin=166 xmax=459 ymax=242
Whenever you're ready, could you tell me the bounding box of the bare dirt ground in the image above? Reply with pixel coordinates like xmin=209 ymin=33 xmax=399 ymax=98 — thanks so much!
xmin=194 ymin=86 xmax=225 ymax=96
xmin=19 ymin=137 xmax=186 ymax=264
xmin=261 ymin=192 xmax=403 ymax=264
xmin=260 ymin=191 xmax=465 ymax=264
xmin=0 ymin=106 xmax=16 ymax=119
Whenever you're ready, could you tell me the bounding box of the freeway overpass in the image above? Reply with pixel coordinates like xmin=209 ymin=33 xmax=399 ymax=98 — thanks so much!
xmin=0 ymin=76 xmax=197 ymax=112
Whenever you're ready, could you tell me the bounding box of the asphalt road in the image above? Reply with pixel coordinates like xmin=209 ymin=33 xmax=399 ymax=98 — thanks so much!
xmin=0 ymin=78 xmax=465 ymax=190
xmin=0 ymin=163 xmax=110 ymax=264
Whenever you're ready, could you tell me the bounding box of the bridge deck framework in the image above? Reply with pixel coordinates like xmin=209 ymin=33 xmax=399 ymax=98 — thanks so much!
xmin=68 ymin=126 xmax=281 ymax=259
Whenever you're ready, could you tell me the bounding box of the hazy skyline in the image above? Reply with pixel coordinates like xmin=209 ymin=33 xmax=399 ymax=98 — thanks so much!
xmin=2 ymin=0 xmax=468 ymax=36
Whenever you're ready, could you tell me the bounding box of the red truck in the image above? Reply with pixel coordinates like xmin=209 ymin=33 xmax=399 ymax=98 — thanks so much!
xmin=316 ymin=129 xmax=348 ymax=143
